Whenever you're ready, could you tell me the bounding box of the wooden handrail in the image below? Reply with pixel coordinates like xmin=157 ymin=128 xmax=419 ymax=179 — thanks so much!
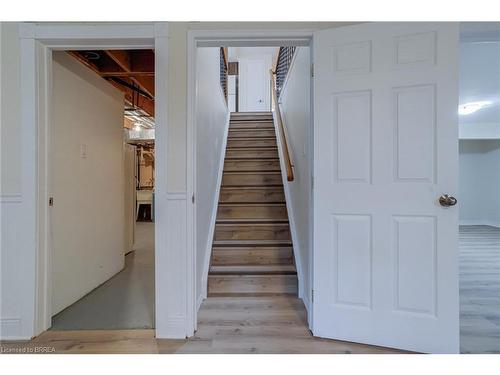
xmin=221 ymin=47 xmax=229 ymax=69
xmin=270 ymin=69 xmax=294 ymax=182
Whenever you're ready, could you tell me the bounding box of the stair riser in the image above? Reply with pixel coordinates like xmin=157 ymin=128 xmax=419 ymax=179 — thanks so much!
xmin=228 ymin=130 xmax=276 ymax=138
xmin=217 ymin=205 xmax=288 ymax=220
xmin=227 ymin=139 xmax=277 ymax=148
xmin=224 ymin=160 xmax=281 ymax=172
xmin=231 ymin=112 xmax=272 ymax=116
xmin=222 ymin=173 xmax=283 ymax=187
xmin=215 ymin=224 xmax=291 ymax=241
xmin=219 ymin=188 xmax=285 ymax=203
xmin=229 ymin=123 xmax=274 ymax=130
xmin=230 ymin=116 xmax=273 ymax=121
xmin=208 ymin=275 xmax=298 ymax=295
xmin=211 ymin=247 xmax=294 ymax=266
xmin=226 ymin=149 xmax=279 ymax=159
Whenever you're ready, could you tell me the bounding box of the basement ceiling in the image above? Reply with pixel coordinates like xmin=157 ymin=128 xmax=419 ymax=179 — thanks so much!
xmin=68 ymin=49 xmax=155 ymax=118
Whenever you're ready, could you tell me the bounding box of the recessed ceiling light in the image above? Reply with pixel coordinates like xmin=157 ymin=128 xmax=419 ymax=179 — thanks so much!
xmin=458 ymin=101 xmax=492 ymax=115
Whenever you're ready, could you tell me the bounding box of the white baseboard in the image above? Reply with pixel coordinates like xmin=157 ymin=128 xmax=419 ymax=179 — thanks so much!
xmin=0 ymin=318 xmax=27 ymax=341
xmin=155 ymin=317 xmax=187 ymax=339
xmin=460 ymin=220 xmax=500 ymax=228
xmin=196 ymin=293 xmax=204 ymax=312
xmin=301 ymin=294 xmax=312 ymax=328
xmin=199 ymin=111 xmax=231 ymax=304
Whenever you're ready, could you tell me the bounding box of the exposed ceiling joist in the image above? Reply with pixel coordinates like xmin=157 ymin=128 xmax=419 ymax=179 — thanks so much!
xmin=104 ymin=50 xmax=154 ymax=97
xmin=67 ymin=49 xmax=155 ymax=117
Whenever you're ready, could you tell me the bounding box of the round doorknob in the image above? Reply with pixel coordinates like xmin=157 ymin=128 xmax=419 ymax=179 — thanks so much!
xmin=439 ymin=194 xmax=457 ymax=207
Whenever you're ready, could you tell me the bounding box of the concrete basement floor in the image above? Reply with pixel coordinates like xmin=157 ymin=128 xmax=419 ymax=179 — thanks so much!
xmin=51 ymin=222 xmax=155 ymax=330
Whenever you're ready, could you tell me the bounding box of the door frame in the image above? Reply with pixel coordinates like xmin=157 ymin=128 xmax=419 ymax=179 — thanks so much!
xmin=186 ymin=28 xmax=314 ymax=330
xmin=18 ymin=22 xmax=172 ymax=338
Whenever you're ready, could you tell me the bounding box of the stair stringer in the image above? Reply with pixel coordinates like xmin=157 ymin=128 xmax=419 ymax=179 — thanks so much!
xmin=271 ymin=108 xmax=309 ymax=314
xmin=199 ymin=111 xmax=231 ymax=310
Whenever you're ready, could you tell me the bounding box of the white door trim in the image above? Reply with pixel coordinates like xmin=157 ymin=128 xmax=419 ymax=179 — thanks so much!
xmin=17 ymin=22 xmax=179 ymax=339
xmin=186 ymin=28 xmax=313 ymax=332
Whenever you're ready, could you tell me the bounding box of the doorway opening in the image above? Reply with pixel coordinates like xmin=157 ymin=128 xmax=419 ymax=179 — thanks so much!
xmin=458 ymin=24 xmax=500 ymax=353
xmin=49 ymin=48 xmax=156 ymax=330
xmin=190 ymin=34 xmax=314 ymax=337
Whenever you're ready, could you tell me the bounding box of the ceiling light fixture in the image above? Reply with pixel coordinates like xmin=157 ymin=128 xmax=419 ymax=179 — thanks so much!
xmin=458 ymin=101 xmax=492 ymax=115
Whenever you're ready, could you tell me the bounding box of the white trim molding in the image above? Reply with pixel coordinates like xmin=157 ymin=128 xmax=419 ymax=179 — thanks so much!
xmin=0 ymin=194 xmax=23 ymax=203
xmin=186 ymin=29 xmax=314 ymax=335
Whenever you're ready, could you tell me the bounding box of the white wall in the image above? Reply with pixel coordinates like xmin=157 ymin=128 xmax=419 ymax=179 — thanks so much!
xmin=0 ymin=23 xmax=21 ymax=195
xmin=195 ymin=47 xmax=229 ymax=307
xmin=459 ymin=140 xmax=500 ymax=227
xmin=459 ymin=41 xmax=500 ymax=139
xmin=458 ymin=39 xmax=500 ymax=227
xmin=278 ymin=47 xmax=312 ymax=313
xmin=0 ymin=21 xmax=353 ymax=339
xmin=51 ymin=52 xmax=125 ymax=315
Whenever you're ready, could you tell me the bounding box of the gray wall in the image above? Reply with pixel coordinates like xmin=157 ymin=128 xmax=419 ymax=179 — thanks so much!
xmin=459 ymin=140 xmax=500 ymax=226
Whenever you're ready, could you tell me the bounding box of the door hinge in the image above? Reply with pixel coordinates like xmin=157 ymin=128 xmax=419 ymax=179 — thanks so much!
xmin=191 ymin=194 xmax=195 ymax=204
xmin=311 ymin=63 xmax=314 ymax=78
xmin=311 ymin=289 xmax=314 ymax=303
xmin=49 ymin=197 xmax=54 ymax=207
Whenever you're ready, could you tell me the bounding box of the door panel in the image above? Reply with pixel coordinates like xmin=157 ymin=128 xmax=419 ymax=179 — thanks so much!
xmin=313 ymin=22 xmax=459 ymax=353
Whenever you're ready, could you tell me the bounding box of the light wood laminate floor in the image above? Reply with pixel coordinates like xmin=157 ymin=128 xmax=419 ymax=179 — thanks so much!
xmin=459 ymin=225 xmax=500 ymax=354
xmin=0 ymin=296 xmax=404 ymax=354
xmin=4 ymin=226 xmax=497 ymax=354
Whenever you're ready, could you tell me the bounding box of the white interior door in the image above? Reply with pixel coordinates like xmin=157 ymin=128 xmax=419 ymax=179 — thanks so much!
xmin=239 ymin=58 xmax=268 ymax=111
xmin=313 ymin=22 xmax=460 ymax=353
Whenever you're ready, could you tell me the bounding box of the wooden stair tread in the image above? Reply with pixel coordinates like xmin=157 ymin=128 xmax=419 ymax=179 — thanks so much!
xmin=228 ymin=133 xmax=276 ymax=138
xmin=215 ymin=222 xmax=290 ymax=228
xmin=220 ymin=186 xmax=283 ymax=190
xmin=209 ymin=112 xmax=296 ymax=297
xmin=212 ymin=239 xmax=293 ymax=247
xmin=227 ymin=136 xmax=276 ymax=140
xmin=230 ymin=120 xmax=273 ymax=123
xmin=223 ymin=171 xmax=281 ymax=174
xmin=209 ymin=265 xmax=296 ymax=275
xmin=227 ymin=147 xmax=277 ymax=150
xmin=229 ymin=124 xmax=274 ymax=129
xmin=217 ymin=202 xmax=286 ymax=206
xmin=223 ymin=159 xmax=281 ymax=173
xmin=216 ymin=218 xmax=289 ymax=224
xmin=225 ymin=158 xmax=279 ymax=162
xmin=211 ymin=245 xmax=294 ymax=266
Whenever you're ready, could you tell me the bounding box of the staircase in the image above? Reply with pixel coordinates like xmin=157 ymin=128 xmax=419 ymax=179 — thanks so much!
xmin=208 ymin=112 xmax=298 ymax=296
